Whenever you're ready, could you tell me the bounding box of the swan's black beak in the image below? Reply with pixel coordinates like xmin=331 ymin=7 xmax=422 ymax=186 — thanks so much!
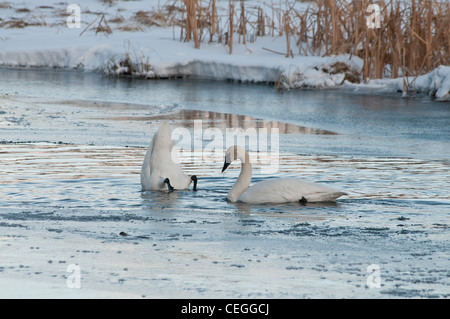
xmin=164 ymin=178 xmax=174 ymax=192
xmin=222 ymin=160 xmax=230 ymax=173
xmin=191 ymin=175 xmax=198 ymax=191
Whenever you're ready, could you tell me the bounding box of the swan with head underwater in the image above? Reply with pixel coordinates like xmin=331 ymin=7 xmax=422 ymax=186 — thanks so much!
xmin=221 ymin=146 xmax=346 ymax=204
xmin=141 ymin=121 xmax=197 ymax=192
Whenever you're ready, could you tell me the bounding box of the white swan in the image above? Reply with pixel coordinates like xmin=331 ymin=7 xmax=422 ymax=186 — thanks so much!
xmin=221 ymin=146 xmax=346 ymax=204
xmin=141 ymin=122 xmax=197 ymax=192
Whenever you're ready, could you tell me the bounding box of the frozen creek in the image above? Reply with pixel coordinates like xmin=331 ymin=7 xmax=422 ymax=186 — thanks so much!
xmin=0 ymin=69 xmax=449 ymax=298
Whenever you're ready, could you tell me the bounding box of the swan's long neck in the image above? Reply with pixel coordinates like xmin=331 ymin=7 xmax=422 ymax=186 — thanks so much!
xmin=227 ymin=152 xmax=252 ymax=202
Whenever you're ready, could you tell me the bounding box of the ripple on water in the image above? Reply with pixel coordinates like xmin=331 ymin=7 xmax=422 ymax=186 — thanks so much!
xmin=0 ymin=142 xmax=448 ymax=228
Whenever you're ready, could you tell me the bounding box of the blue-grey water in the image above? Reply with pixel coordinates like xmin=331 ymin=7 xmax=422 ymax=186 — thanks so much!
xmin=0 ymin=68 xmax=449 ymax=298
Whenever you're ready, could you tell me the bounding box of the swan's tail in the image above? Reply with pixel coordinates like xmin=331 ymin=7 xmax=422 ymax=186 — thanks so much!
xmin=306 ymin=191 xmax=347 ymax=203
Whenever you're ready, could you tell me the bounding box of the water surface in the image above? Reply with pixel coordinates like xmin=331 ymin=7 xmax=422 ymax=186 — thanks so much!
xmin=0 ymin=68 xmax=449 ymax=298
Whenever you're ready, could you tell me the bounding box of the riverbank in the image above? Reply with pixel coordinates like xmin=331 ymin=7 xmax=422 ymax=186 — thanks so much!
xmin=0 ymin=0 xmax=449 ymax=100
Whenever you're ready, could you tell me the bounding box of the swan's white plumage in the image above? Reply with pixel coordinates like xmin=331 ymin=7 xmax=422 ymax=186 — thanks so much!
xmin=238 ymin=177 xmax=345 ymax=204
xmin=223 ymin=146 xmax=346 ymax=204
xmin=141 ymin=122 xmax=193 ymax=191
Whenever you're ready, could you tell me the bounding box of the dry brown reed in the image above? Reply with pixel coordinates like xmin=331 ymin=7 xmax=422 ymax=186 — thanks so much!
xmin=239 ymin=0 xmax=246 ymax=44
xmin=79 ymin=14 xmax=112 ymax=36
xmin=173 ymin=0 xmax=448 ymax=82
xmin=229 ymin=1 xmax=234 ymax=54
xmin=95 ymin=14 xmax=112 ymax=35
xmin=209 ymin=0 xmax=216 ymax=42
xmin=183 ymin=0 xmax=200 ymax=48
xmin=257 ymin=6 xmax=265 ymax=36
xmin=303 ymin=0 xmax=449 ymax=82
xmin=1 ymin=0 xmax=447 ymax=82
xmin=117 ymin=22 xmax=144 ymax=32
xmin=0 ymin=14 xmax=47 ymax=28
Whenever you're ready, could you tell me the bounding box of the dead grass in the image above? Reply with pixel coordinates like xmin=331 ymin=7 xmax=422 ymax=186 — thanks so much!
xmin=0 ymin=1 xmax=12 ymax=9
xmin=108 ymin=14 xmax=125 ymax=24
xmin=98 ymin=0 xmax=449 ymax=82
xmin=290 ymin=0 xmax=450 ymax=82
xmin=0 ymin=19 xmax=28 ymax=28
xmin=0 ymin=13 xmax=47 ymax=28
xmin=79 ymin=14 xmax=112 ymax=36
xmin=15 ymin=7 xmax=30 ymax=13
xmin=0 ymin=0 xmax=447 ymax=82
xmin=323 ymin=61 xmax=361 ymax=84
xmin=131 ymin=3 xmax=182 ymax=28
xmin=105 ymin=51 xmax=155 ymax=78
xmin=101 ymin=0 xmax=115 ymax=6
xmin=132 ymin=10 xmax=162 ymax=27
xmin=171 ymin=0 xmax=449 ymax=82
xmin=117 ymin=22 xmax=144 ymax=32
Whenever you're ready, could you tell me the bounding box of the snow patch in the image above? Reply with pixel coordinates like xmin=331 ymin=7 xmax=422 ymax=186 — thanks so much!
xmin=354 ymin=65 xmax=450 ymax=101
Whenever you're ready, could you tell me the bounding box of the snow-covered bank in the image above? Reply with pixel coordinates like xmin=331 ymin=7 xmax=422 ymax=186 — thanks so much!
xmin=0 ymin=0 xmax=449 ymax=100
xmin=363 ymin=66 xmax=450 ymax=101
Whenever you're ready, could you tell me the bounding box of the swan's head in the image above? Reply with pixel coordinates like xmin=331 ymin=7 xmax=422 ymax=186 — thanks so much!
xmin=222 ymin=146 xmax=249 ymax=172
xmin=190 ymin=175 xmax=198 ymax=191
xmin=163 ymin=178 xmax=174 ymax=192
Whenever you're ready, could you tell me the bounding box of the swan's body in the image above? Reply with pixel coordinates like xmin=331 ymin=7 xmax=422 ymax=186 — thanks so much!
xmin=222 ymin=146 xmax=345 ymax=204
xmin=141 ymin=122 xmax=197 ymax=191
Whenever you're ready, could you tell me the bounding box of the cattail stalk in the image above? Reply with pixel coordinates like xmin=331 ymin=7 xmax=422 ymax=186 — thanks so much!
xmin=229 ymin=2 xmax=234 ymax=54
